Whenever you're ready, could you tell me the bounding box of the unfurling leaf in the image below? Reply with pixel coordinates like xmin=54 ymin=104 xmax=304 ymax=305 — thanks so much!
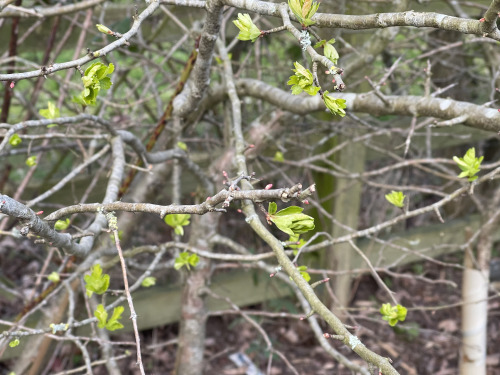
xmin=9 ymin=133 xmax=22 ymax=146
xmin=323 ymin=91 xmax=346 ymax=117
xmin=141 ymin=277 xmax=156 ymax=287
xmin=84 ymin=264 xmax=110 ymax=297
xmin=324 ymin=42 xmax=339 ymax=65
xmin=47 ymin=272 xmax=60 ymax=283
xmin=39 ymin=101 xmax=60 ymax=127
xmin=174 ymin=252 xmax=200 ymax=271
xmin=164 ymin=213 xmax=191 ymax=236
xmin=268 ymin=204 xmax=315 ymax=236
xmin=385 ymin=191 xmax=406 ymax=208
xmin=453 ymin=147 xmax=483 ymax=182
xmin=25 ymin=156 xmax=37 ymax=167
xmin=233 ymin=13 xmax=261 ymax=42
xmin=380 ymin=303 xmax=407 ymax=326
xmin=94 ymin=304 xmax=108 ymax=329
xmin=288 ymin=0 xmax=320 ymax=27
xmin=105 ymin=306 xmax=125 ymax=331
xmin=9 ymin=339 xmax=20 ymax=348
xmin=273 ymin=151 xmax=285 ymax=162
xmin=54 ymin=218 xmax=70 ymax=231
xmin=94 ymin=305 xmax=124 ymax=331
xmin=287 ymin=62 xmax=320 ymax=96
xmin=73 ymin=62 xmax=114 ymax=106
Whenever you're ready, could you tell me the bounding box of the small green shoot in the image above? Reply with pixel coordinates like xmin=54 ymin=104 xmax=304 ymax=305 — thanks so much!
xmin=385 ymin=191 xmax=406 ymax=208
xmin=73 ymin=62 xmax=114 ymax=106
xmin=287 ymin=62 xmax=320 ymax=96
xmin=323 ymin=91 xmax=346 ymax=117
xmin=94 ymin=304 xmax=124 ymax=331
xmin=39 ymin=101 xmax=60 ymax=127
xmin=9 ymin=134 xmax=22 ymax=146
xmin=453 ymin=147 xmax=483 ymax=182
xmin=54 ymin=218 xmax=70 ymax=231
xmin=25 ymin=156 xmax=37 ymax=167
xmin=267 ymin=202 xmax=315 ymax=237
xmin=9 ymin=339 xmax=20 ymax=348
xmin=84 ymin=264 xmax=110 ymax=297
xmin=380 ymin=303 xmax=407 ymax=326
xmin=288 ymin=0 xmax=320 ymax=27
xmin=273 ymin=151 xmax=285 ymax=162
xmin=233 ymin=13 xmax=261 ymax=42
xmin=47 ymin=272 xmax=60 ymax=283
xmin=174 ymin=252 xmax=199 ymax=271
xmin=176 ymin=141 xmax=188 ymax=151
xmin=141 ymin=277 xmax=156 ymax=287
xmin=164 ymin=214 xmax=191 ymax=236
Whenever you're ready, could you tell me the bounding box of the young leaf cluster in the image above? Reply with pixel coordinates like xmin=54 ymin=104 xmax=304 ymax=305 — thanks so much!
xmin=94 ymin=304 xmax=124 ymax=331
xmin=73 ymin=62 xmax=114 ymax=106
xmin=323 ymin=91 xmax=346 ymax=117
xmin=164 ymin=213 xmax=191 ymax=236
xmin=314 ymin=39 xmax=339 ymax=65
xmin=288 ymin=0 xmax=320 ymax=27
xmin=385 ymin=191 xmax=406 ymax=208
xmin=380 ymin=303 xmax=407 ymax=326
xmin=54 ymin=218 xmax=70 ymax=230
xmin=25 ymin=156 xmax=37 ymax=167
xmin=84 ymin=264 xmax=110 ymax=297
xmin=174 ymin=252 xmax=200 ymax=271
xmin=267 ymin=202 xmax=315 ymax=236
xmin=453 ymin=147 xmax=483 ymax=182
xmin=9 ymin=134 xmax=22 ymax=147
xmin=287 ymin=62 xmax=320 ymax=96
xmin=233 ymin=13 xmax=261 ymax=42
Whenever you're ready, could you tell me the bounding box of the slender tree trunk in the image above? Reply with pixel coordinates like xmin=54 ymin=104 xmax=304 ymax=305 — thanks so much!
xmin=173 ymin=212 xmax=217 ymax=375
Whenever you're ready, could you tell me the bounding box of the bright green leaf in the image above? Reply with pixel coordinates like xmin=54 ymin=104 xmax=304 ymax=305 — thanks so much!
xmin=54 ymin=218 xmax=70 ymax=231
xmin=324 ymin=42 xmax=339 ymax=65
xmin=9 ymin=339 xmax=19 ymax=348
xmin=74 ymin=62 xmax=114 ymax=106
xmin=105 ymin=306 xmax=124 ymax=331
xmin=39 ymin=102 xmax=60 ymax=127
xmin=453 ymin=147 xmax=483 ymax=182
xmin=385 ymin=191 xmax=406 ymax=208
xmin=268 ymin=202 xmax=278 ymax=215
xmin=177 ymin=141 xmax=188 ymax=151
xmin=9 ymin=134 xmax=22 ymax=146
xmin=165 ymin=214 xmax=191 ymax=236
xmin=323 ymin=91 xmax=346 ymax=117
xmin=269 ymin=206 xmax=315 ymax=236
xmin=25 ymin=156 xmax=37 ymax=167
xmin=273 ymin=151 xmax=284 ymax=162
xmin=287 ymin=62 xmax=320 ymax=96
xmin=233 ymin=13 xmax=261 ymax=42
xmin=94 ymin=304 xmax=108 ymax=329
xmin=84 ymin=264 xmax=110 ymax=297
xmin=94 ymin=305 xmax=124 ymax=331
xmin=141 ymin=277 xmax=156 ymax=287
xmin=48 ymin=272 xmax=60 ymax=283
xmin=380 ymin=303 xmax=407 ymax=326
xmin=288 ymin=0 xmax=320 ymax=26
xmin=174 ymin=252 xmax=199 ymax=271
